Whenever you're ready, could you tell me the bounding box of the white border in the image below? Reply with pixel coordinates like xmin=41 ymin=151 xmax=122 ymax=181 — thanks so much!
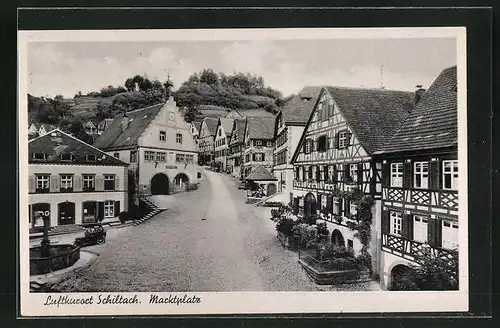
xmin=18 ymin=27 xmax=468 ymax=316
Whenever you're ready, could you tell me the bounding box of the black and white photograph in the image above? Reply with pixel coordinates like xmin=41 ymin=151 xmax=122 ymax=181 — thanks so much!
xmin=18 ymin=26 xmax=468 ymax=316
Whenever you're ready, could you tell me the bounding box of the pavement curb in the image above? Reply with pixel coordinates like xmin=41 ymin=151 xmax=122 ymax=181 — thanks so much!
xmin=30 ymin=250 xmax=99 ymax=292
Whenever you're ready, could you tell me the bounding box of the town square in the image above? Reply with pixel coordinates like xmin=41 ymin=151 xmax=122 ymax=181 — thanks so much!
xmin=24 ymin=31 xmax=461 ymax=296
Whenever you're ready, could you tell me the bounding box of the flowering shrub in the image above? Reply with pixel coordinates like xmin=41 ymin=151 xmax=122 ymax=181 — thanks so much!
xmin=276 ymin=218 xmax=297 ymax=237
xmin=292 ymin=223 xmax=318 ymax=249
xmin=316 ymin=222 xmax=329 ymax=236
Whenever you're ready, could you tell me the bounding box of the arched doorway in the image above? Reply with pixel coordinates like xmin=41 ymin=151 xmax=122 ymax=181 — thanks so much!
xmin=267 ymin=183 xmax=277 ymax=196
xmin=331 ymin=229 xmax=345 ymax=247
xmin=390 ymin=264 xmax=417 ymax=291
xmin=151 ymin=173 xmax=170 ymax=195
xmin=174 ymin=173 xmax=189 ymax=191
xmin=58 ymin=201 xmax=75 ymax=225
xmin=304 ymin=192 xmax=317 ymax=217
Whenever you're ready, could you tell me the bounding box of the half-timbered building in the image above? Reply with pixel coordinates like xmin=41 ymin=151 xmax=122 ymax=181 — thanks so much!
xmin=227 ymin=119 xmax=246 ymax=179
xmin=373 ymin=66 xmax=459 ymax=289
xmin=242 ymin=116 xmax=276 ymax=184
xmin=290 ymin=86 xmax=414 ymax=273
xmin=214 ymin=118 xmax=235 ymax=172
xmin=273 ymin=86 xmax=321 ymax=195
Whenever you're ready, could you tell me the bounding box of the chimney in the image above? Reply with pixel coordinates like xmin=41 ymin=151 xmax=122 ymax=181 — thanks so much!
xmin=120 ymin=113 xmax=130 ymax=132
xmin=415 ymin=85 xmax=426 ymax=104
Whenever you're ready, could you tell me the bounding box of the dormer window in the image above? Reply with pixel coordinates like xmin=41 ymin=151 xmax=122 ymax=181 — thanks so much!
xmin=32 ymin=152 xmax=46 ymax=160
xmin=85 ymin=154 xmax=97 ymax=162
xmin=60 ymin=153 xmax=73 ymax=161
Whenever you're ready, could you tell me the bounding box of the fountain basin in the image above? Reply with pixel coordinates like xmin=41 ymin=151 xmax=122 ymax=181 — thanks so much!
xmin=30 ymin=244 xmax=81 ymax=275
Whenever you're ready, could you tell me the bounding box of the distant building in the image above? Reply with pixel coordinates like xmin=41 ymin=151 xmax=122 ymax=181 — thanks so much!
xmin=94 ymin=96 xmax=199 ymax=196
xmin=214 ymin=118 xmax=235 ymax=172
xmin=189 ymin=121 xmax=201 ymax=144
xmin=28 ymin=129 xmax=128 ymax=228
xmin=224 ymin=108 xmax=276 ymax=119
xmin=84 ymin=121 xmax=98 ymax=135
xmin=227 ymin=119 xmax=246 ymax=179
xmin=273 ymin=86 xmax=321 ymax=196
xmin=242 ymin=115 xmax=276 ymax=191
xmin=28 ymin=123 xmax=57 ymax=137
xmin=198 ymin=117 xmax=218 ymax=166
xmin=97 ymin=118 xmax=115 ymax=135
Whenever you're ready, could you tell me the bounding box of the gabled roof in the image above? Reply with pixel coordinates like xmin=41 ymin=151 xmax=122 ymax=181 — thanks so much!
xmin=245 ymin=164 xmax=277 ymax=181
xmin=93 ymin=103 xmax=164 ymax=151
xmin=291 ymin=86 xmax=414 ymax=162
xmin=325 ymin=86 xmax=414 ymax=154
xmin=280 ymin=86 xmax=322 ymax=125
xmin=40 ymin=124 xmax=57 ymax=131
xmin=202 ymin=117 xmax=219 ymax=136
xmin=229 ymin=119 xmax=246 ymax=146
xmin=219 ymin=118 xmax=235 ymax=137
xmin=375 ymin=66 xmax=457 ymax=154
xmin=193 ymin=121 xmax=202 ymax=132
xmin=245 ymin=115 xmax=276 ymax=140
xmin=29 ymin=129 xmax=128 ymax=166
xmin=98 ymin=118 xmax=114 ymax=130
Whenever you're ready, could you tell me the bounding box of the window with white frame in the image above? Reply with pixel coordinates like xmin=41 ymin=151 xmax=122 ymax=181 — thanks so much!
xmin=333 ymin=197 xmax=340 ymax=214
xmin=414 ymin=161 xmax=429 ymax=189
xmin=413 ymin=215 xmax=428 ymax=243
xmin=256 ymin=140 xmax=262 ymax=146
xmin=156 ymin=152 xmax=166 ymax=162
xmin=390 ymin=211 xmax=402 ymax=236
xmin=144 ymin=151 xmax=155 ymax=161
xmin=267 ymin=141 xmax=272 ymax=147
xmin=255 ymin=153 xmax=264 ymax=161
xmin=159 ymin=131 xmax=166 ymax=142
xmin=443 ymin=160 xmax=458 ymax=190
xmin=305 ymin=139 xmax=311 ymax=153
xmin=442 ymin=220 xmax=459 ymax=250
xmin=336 ymin=164 xmax=343 ymax=182
xmin=104 ymin=201 xmax=114 ymax=218
xmin=36 ymin=175 xmax=50 ymax=192
xmin=176 ymin=133 xmax=183 ymax=144
xmin=390 ymin=163 xmax=403 ymax=187
xmin=338 ymin=131 xmax=348 ymax=148
xmin=60 ymin=175 xmax=73 ymax=191
xmin=82 ymin=174 xmax=95 ymax=191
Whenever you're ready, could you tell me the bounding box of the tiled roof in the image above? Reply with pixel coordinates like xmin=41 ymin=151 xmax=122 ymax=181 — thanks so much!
xmin=281 ymin=86 xmax=322 ymax=124
xmin=299 ymin=85 xmax=322 ymax=99
xmin=219 ymin=118 xmax=235 ymax=137
xmin=375 ymin=66 xmax=457 ymax=154
xmin=193 ymin=121 xmax=202 ymax=132
xmin=246 ymin=115 xmax=276 ymax=140
xmin=325 ymin=86 xmax=414 ymax=154
xmin=245 ymin=164 xmax=277 ymax=181
xmin=29 ymin=129 xmax=128 ymax=166
xmin=93 ymin=103 xmax=164 ymax=150
xmin=203 ymin=117 xmax=219 ymax=136
xmin=229 ymin=119 xmax=246 ymax=146
xmin=235 ymin=108 xmax=276 ymax=118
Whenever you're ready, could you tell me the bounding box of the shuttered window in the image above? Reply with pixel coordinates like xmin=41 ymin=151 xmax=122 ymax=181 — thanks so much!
xmin=104 ymin=201 xmax=115 ymax=218
xmin=338 ymin=131 xmax=348 ymax=148
xmin=104 ymin=175 xmax=115 ymax=191
xmin=36 ymin=175 xmax=50 ymax=193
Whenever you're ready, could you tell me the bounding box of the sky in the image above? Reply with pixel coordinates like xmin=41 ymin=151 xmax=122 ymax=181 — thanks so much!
xmin=27 ymin=38 xmax=457 ymax=98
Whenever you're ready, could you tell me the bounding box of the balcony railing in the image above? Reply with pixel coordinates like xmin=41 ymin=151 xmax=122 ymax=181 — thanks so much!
xmin=383 ymin=187 xmax=458 ymax=210
xmin=381 ymin=233 xmax=458 ymax=265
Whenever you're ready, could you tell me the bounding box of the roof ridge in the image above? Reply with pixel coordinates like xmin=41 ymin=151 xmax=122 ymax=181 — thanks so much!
xmin=126 ymin=102 xmax=165 ymax=114
xmin=325 ymin=85 xmax=413 ymax=94
xmin=39 ymin=129 xmax=129 ymax=165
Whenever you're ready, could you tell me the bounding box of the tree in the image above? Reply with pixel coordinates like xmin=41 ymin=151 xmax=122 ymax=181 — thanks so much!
xmin=199 ymin=69 xmax=218 ymax=86
xmin=184 ymin=106 xmax=199 ymax=123
xmin=125 ymin=78 xmax=135 ymax=92
xmin=70 ymin=120 xmax=94 ymax=144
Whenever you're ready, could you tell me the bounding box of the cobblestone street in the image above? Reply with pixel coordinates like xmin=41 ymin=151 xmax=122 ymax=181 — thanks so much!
xmin=53 ymin=169 xmax=379 ymax=292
